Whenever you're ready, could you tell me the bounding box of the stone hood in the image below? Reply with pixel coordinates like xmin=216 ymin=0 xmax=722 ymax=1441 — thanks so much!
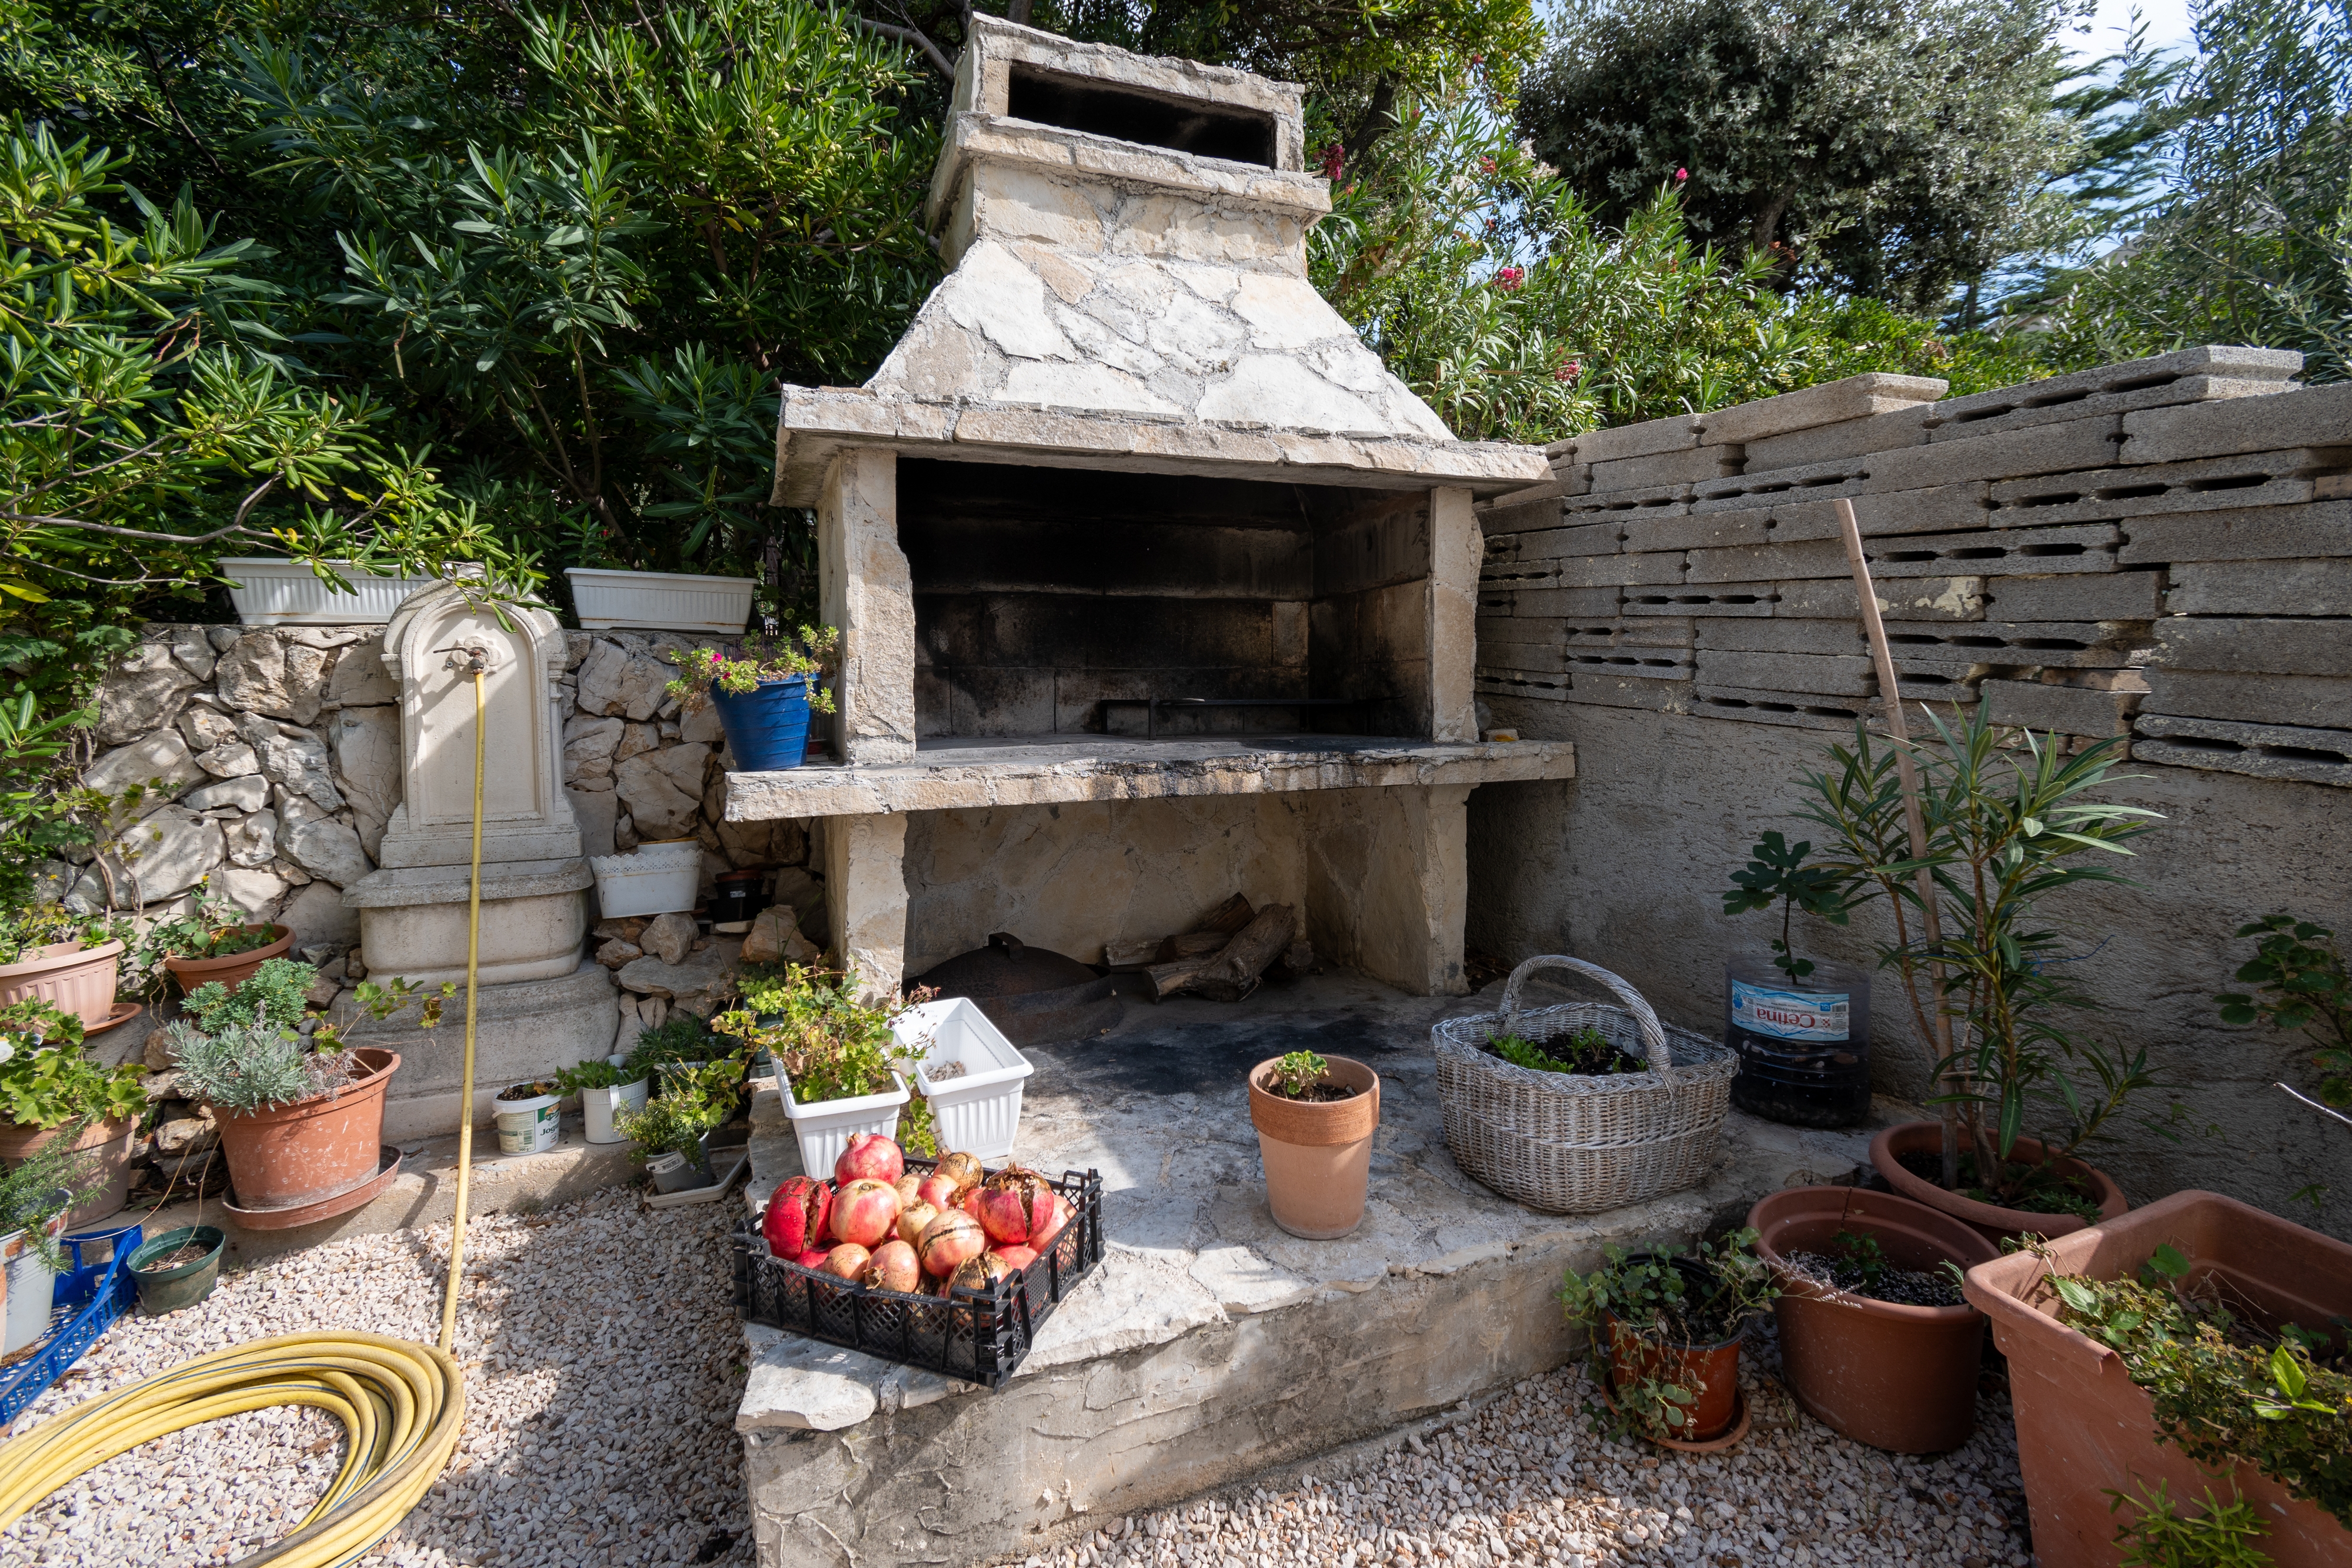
xmin=770 ymin=18 xmax=1546 ymax=505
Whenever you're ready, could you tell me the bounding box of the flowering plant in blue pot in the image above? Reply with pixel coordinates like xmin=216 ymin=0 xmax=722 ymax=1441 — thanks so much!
xmin=664 ymin=627 xmax=840 ymax=770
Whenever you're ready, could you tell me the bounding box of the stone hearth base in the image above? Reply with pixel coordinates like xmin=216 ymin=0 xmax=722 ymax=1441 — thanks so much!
xmin=734 ymin=972 xmax=1897 ymax=1567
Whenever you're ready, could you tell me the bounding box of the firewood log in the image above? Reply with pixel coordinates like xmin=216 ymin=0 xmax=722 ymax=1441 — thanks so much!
xmin=1191 ymin=893 xmax=1255 ymax=935
xmin=1148 ymin=904 xmax=1295 ymax=1001
xmin=1102 ymin=937 xmax=1164 ymax=970
xmin=1154 ymin=931 xmax=1228 ymax=962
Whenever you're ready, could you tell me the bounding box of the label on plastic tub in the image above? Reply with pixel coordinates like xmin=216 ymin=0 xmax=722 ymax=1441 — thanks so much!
xmin=1730 ymin=980 xmax=1849 ymax=1042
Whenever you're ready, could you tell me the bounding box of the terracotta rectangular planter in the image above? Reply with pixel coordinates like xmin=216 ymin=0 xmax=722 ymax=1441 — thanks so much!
xmin=1963 ymin=1189 xmax=2352 ymax=1567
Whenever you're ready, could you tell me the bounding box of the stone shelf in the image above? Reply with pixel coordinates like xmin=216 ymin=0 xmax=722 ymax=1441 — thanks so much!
xmin=722 ymin=735 xmax=1576 ymax=820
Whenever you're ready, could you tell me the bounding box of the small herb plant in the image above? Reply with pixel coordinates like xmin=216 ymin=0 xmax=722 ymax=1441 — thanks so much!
xmin=182 ymin=958 xmax=315 ymax=1035
xmin=1722 ymin=829 xmax=1859 ymax=982
xmin=0 ymin=904 xmax=129 ymax=967
xmin=166 ymin=959 xmax=446 ymax=1111
xmin=1492 ymin=1024 xmax=1644 ymax=1076
xmin=2216 ymin=915 xmax=2351 ymax=1110
xmin=554 ymin=1057 xmax=640 ymax=1094
xmin=0 ymin=997 xmax=85 ymax=1050
xmin=0 ymin=1134 xmax=95 ymax=1272
xmin=662 ymin=627 xmax=840 ymax=714
xmin=1559 ymin=1229 xmax=1778 ymax=1443
xmin=615 ymin=1089 xmax=723 ymax=1162
xmin=0 ymin=1037 xmax=148 ymax=1129
xmin=1832 ymin=1229 xmax=1886 ymax=1289
xmin=712 ymin=964 xmax=936 ymax=1155
xmin=2108 ymin=1480 xmax=2274 ymax=1568
xmin=1270 ymin=1051 xmax=1327 ymax=1098
xmin=2050 ymin=1243 xmax=2351 ymax=1530
xmin=626 ymin=1013 xmax=719 ymax=1069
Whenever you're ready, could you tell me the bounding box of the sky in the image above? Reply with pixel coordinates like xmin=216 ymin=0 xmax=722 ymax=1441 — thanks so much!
xmin=2066 ymin=0 xmax=2198 ymax=63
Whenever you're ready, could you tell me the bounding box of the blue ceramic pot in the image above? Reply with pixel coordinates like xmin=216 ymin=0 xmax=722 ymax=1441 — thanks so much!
xmin=709 ymin=676 xmax=813 ymax=770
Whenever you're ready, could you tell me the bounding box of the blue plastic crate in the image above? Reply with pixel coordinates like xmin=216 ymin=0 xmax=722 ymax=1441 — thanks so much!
xmin=0 ymin=1220 xmax=143 ymax=1427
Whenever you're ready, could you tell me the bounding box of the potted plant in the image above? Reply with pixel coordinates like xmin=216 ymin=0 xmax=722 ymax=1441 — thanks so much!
xmin=714 ymin=965 xmax=933 ymax=1174
xmin=1559 ymin=1230 xmax=1779 ymax=1449
xmin=1745 ymin=710 xmax=2158 ymax=1238
xmin=565 ymin=565 xmax=758 ymax=634
xmin=128 ymin=1224 xmax=228 ymax=1316
xmin=165 ymin=957 xmax=406 ymax=1216
xmin=145 ymin=886 xmax=295 ymax=997
xmin=0 ymin=1132 xmax=95 ymax=1356
xmin=1719 ymin=831 xmax=1875 ymax=1128
xmin=662 ymin=627 xmax=840 ymax=771
xmin=219 ymin=555 xmax=443 ymax=625
xmin=1746 ymin=1186 xmax=1998 ymax=1453
xmin=557 ymin=1055 xmax=650 ymax=1145
xmin=0 ymin=1001 xmax=148 ymax=1225
xmin=492 ymin=1079 xmax=562 ymax=1155
xmin=629 ymin=1013 xmax=721 ymax=1081
xmin=1245 ymin=1049 xmax=1379 ymax=1239
xmin=1963 ymin=1189 xmax=2351 ymax=1568
xmin=0 ymin=904 xmax=129 ymax=1029
xmin=616 ymin=1065 xmax=740 ymax=1193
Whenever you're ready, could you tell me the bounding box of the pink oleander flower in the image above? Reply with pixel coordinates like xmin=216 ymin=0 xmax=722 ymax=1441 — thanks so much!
xmin=1554 ymin=358 xmax=1582 ymax=383
xmin=1495 ymin=267 xmax=1525 ymax=290
xmin=1321 ymin=143 xmax=1345 ymax=181
xmin=1675 ymin=167 xmax=1689 ymax=181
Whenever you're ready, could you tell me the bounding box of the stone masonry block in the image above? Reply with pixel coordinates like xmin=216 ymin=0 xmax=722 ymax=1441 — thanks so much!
xmin=1481 ymin=494 xmax=1565 ymax=536
xmin=1929 ymin=378 xmax=2294 ymax=446
xmin=1697 ymin=372 xmax=1947 ymax=447
xmin=1863 ymin=416 xmax=2124 ymax=492
xmin=2154 ymin=617 xmax=2352 ymax=677
xmin=1564 ymin=673 xmax=1694 ymax=711
xmin=1742 ymin=406 xmax=1933 ymax=471
xmin=1886 ymin=661 xmax=1984 ymax=705
xmin=1568 ymin=415 xmax=1700 ymax=466
xmin=1774 ymin=577 xmax=1984 ymax=621
xmin=1758 ymin=484 xmax=1992 ymax=541
xmin=1474 ymin=671 xmax=1567 ymax=703
xmin=1551 ymin=460 xmax=1592 ymax=496
xmin=1685 ymin=539 xmax=1849 ymax=585
xmin=1695 ymin=650 xmax=1876 ymax=696
xmin=1690 ymin=455 xmax=1870 ymax=514
xmin=1563 ymin=646 xmax=1696 ymax=680
xmin=1488 ymin=586 xmax=1623 ymax=617
xmin=1923 ymin=348 xmax=2300 ymax=439
xmin=2167 ymin=559 xmax=2352 ymax=617
xmin=1486 ymin=523 xmax=1622 ymax=564
xmin=1982 ymin=572 xmax=2164 ymax=621
xmin=1866 ymin=523 xmax=2120 ymax=577
xmin=1696 ymin=620 xmax=1863 ymax=656
xmin=1562 ymin=483 xmax=1692 ymax=520
xmin=2141 ymin=669 xmax=2352 ymax=730
xmin=1991 ymin=450 xmax=2348 ymax=529
xmin=1877 ymin=620 xmax=2148 ymax=668
xmin=1554 ymin=552 xmax=1686 ymax=589
xmin=2121 ymin=380 xmax=2352 ymax=464
xmin=1619 ymin=511 xmax=1770 ymax=554
xmin=2119 ymin=499 xmax=2352 ymax=564
xmin=1983 ymin=678 xmax=2140 ymax=737
xmin=1586 ymin=446 xmax=1742 ymax=492
xmin=2134 ymin=714 xmax=2352 ymax=787
xmin=1689 ymin=686 xmax=1877 ymax=732
xmin=1621 ymin=583 xmax=1777 ymax=617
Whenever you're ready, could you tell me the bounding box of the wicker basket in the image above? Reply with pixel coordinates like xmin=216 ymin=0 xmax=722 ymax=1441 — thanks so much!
xmin=1434 ymin=955 xmax=1736 ymax=1213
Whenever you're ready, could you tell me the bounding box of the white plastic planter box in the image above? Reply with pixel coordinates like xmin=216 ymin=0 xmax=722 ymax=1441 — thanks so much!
xmin=904 ymin=998 xmax=1033 ymax=1161
xmin=566 ymin=568 xmax=755 ymax=633
xmin=779 ymin=1071 xmax=908 ymax=1180
xmin=588 ymin=841 xmax=702 ymax=919
xmin=220 ymin=558 xmax=439 ymax=626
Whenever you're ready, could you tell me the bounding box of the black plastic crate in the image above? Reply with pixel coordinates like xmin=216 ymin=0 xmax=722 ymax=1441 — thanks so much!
xmin=731 ymin=1159 xmax=1105 ymax=1389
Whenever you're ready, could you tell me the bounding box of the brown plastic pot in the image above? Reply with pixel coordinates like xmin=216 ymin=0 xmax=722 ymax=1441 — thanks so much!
xmin=164 ymin=924 xmax=295 ymax=997
xmin=1871 ymin=1120 xmax=2127 ymax=1243
xmin=1247 ymin=1055 xmax=1380 ymax=1239
xmin=1964 ymin=1190 xmax=2351 ymax=1568
xmin=1601 ymin=1311 xmax=1744 ymax=1443
xmin=208 ymin=1047 xmax=400 ymax=1213
xmin=0 ymin=940 xmax=125 ymax=1029
xmin=1748 ymin=1186 xmax=1998 ymax=1453
xmin=0 ymin=1115 xmax=136 ymax=1226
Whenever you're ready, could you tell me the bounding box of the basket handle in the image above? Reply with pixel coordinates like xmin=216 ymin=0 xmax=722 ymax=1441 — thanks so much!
xmin=1498 ymin=955 xmax=1669 ymax=1069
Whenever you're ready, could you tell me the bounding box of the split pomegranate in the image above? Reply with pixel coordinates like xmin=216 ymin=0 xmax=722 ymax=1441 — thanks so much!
xmin=836 ymin=1132 xmax=905 ymax=1185
xmin=831 ymin=1178 xmax=901 ymax=1249
xmin=793 ymin=1247 xmax=831 ymax=1269
xmin=820 ymin=1243 xmax=870 ymax=1281
xmin=862 ymin=1239 xmax=923 ymax=1294
xmin=762 ymin=1175 xmax=832 ymax=1258
xmin=917 ymin=1209 xmax=988 ymax=1278
xmin=897 ymin=1200 xmax=939 ymax=1249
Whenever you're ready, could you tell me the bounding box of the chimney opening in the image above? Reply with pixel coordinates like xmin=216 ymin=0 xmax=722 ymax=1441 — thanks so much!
xmin=1006 ymin=63 xmax=1278 ymax=168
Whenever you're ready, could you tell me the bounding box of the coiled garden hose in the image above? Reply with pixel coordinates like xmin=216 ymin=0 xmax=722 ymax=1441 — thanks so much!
xmin=0 ymin=655 xmax=494 ymax=1564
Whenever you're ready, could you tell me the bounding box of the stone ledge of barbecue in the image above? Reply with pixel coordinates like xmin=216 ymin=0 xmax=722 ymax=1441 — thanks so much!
xmin=722 ymin=737 xmax=1577 ymax=820
xmin=924 ymin=113 xmax=1330 ymax=236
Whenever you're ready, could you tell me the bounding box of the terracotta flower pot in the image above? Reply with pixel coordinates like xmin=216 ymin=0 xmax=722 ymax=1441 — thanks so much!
xmin=163 ymin=924 xmax=295 ymax=997
xmin=209 ymin=1047 xmax=399 ymax=1212
xmin=1247 ymin=1054 xmax=1380 ymax=1239
xmin=0 ymin=1115 xmax=138 ymax=1226
xmin=1964 ymin=1191 xmax=2352 ymax=1568
xmin=1748 ymin=1186 xmax=1998 ymax=1453
xmin=1870 ymin=1120 xmax=2127 ymax=1243
xmin=0 ymin=940 xmax=125 ymax=1029
xmin=1601 ymin=1309 xmax=1744 ymax=1443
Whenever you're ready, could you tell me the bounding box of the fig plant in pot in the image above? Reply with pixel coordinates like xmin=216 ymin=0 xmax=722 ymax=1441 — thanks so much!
xmin=1559 ymin=1230 xmax=1778 ymax=1449
xmin=663 ymin=627 xmax=840 ymax=772
xmin=1245 ymin=1050 xmax=1380 ymax=1239
xmin=0 ymin=999 xmax=148 ymax=1225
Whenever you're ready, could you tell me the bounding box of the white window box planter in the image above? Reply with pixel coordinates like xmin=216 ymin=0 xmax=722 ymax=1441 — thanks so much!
xmin=566 ymin=568 xmax=756 ymax=633
xmin=904 ymin=998 xmax=1033 ymax=1161
xmin=587 ymin=840 xmax=703 ymax=919
xmin=779 ymin=1071 xmax=909 ymax=1180
xmin=220 ymin=558 xmax=439 ymax=626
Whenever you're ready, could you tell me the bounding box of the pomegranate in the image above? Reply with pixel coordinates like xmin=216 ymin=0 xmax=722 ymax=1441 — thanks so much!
xmin=836 ymin=1133 xmax=905 ymax=1185
xmin=830 ymin=1178 xmax=901 ymax=1249
xmin=820 ymin=1243 xmax=870 ymax=1281
xmin=897 ymin=1200 xmax=939 ymax=1249
xmin=958 ymin=1186 xmax=985 ymax=1221
xmin=761 ymin=1176 xmax=832 ymax=1258
xmin=914 ymin=1173 xmax=960 ymax=1210
xmin=948 ymin=1251 xmax=1014 ymax=1293
xmin=976 ymin=1168 xmax=1056 ymax=1246
xmin=992 ymin=1245 xmax=1038 ymax=1272
xmin=933 ymin=1151 xmax=986 ymax=1195
xmin=917 ymin=1209 xmax=988 ymax=1278
xmin=893 ymin=1172 xmax=923 ymax=1208
xmin=793 ymin=1247 xmax=832 ymax=1269
xmin=862 ymin=1239 xmax=923 ymax=1294
xmin=1031 ymin=1193 xmax=1075 ymax=1252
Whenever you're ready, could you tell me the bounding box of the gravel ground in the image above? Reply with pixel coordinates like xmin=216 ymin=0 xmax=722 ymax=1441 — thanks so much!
xmin=0 ymin=1189 xmax=756 ymax=1568
xmin=987 ymin=1332 xmax=2030 ymax=1568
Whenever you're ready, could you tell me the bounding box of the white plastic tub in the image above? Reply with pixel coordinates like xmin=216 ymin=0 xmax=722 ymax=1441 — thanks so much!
xmin=493 ymin=1085 xmax=561 ymax=1155
xmin=589 ymin=841 xmax=703 ymax=919
xmin=905 ymin=998 xmax=1033 ymax=1161
xmin=220 ymin=558 xmax=439 ymax=626
xmin=566 ymin=569 xmax=756 ymax=633
xmin=581 ymin=1054 xmax=650 ymax=1145
xmin=779 ymin=1071 xmax=908 ymax=1180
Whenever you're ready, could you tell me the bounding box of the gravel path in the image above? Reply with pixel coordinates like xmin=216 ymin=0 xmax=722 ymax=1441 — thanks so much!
xmin=987 ymin=1335 xmax=2030 ymax=1568
xmin=0 ymin=1189 xmax=756 ymax=1568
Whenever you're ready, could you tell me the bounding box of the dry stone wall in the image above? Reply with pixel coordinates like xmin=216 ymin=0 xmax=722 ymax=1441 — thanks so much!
xmin=1468 ymin=348 xmax=2352 ymax=1233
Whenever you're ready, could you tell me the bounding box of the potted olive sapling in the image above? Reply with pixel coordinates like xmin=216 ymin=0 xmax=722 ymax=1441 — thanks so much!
xmin=1245 ymin=1049 xmax=1381 ymax=1239
xmin=1559 ymin=1230 xmax=1779 ymax=1449
xmin=0 ymin=998 xmax=148 ymax=1223
xmin=0 ymin=1132 xmax=96 ymax=1356
xmin=663 ymin=628 xmax=840 ymax=771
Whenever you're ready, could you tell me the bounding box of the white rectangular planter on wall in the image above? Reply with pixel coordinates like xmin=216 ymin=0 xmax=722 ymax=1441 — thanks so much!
xmin=566 ymin=569 xmax=756 ymax=634
xmin=220 ymin=558 xmax=436 ymax=626
xmin=904 ymin=998 xmax=1033 ymax=1161
xmin=779 ymin=1072 xmax=909 ymax=1179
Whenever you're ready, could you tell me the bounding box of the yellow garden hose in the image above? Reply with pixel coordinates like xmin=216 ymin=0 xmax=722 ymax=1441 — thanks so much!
xmin=0 ymin=651 xmax=495 ymax=1564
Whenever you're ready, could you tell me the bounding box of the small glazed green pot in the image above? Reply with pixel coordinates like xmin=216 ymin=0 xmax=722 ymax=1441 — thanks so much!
xmin=129 ymin=1225 xmax=226 ymax=1316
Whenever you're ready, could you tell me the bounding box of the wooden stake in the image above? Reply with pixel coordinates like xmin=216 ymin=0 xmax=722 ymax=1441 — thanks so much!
xmin=1835 ymin=500 xmax=1962 ymax=1189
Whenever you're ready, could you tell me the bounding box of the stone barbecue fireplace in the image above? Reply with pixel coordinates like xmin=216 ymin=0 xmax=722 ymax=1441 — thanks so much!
xmin=731 ymin=16 xmax=1577 ymax=993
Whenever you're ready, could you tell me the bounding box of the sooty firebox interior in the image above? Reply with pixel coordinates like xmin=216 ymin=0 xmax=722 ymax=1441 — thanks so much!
xmin=901 ymin=459 xmax=1439 ymax=741
xmin=1005 ymin=64 xmax=1278 ymax=168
